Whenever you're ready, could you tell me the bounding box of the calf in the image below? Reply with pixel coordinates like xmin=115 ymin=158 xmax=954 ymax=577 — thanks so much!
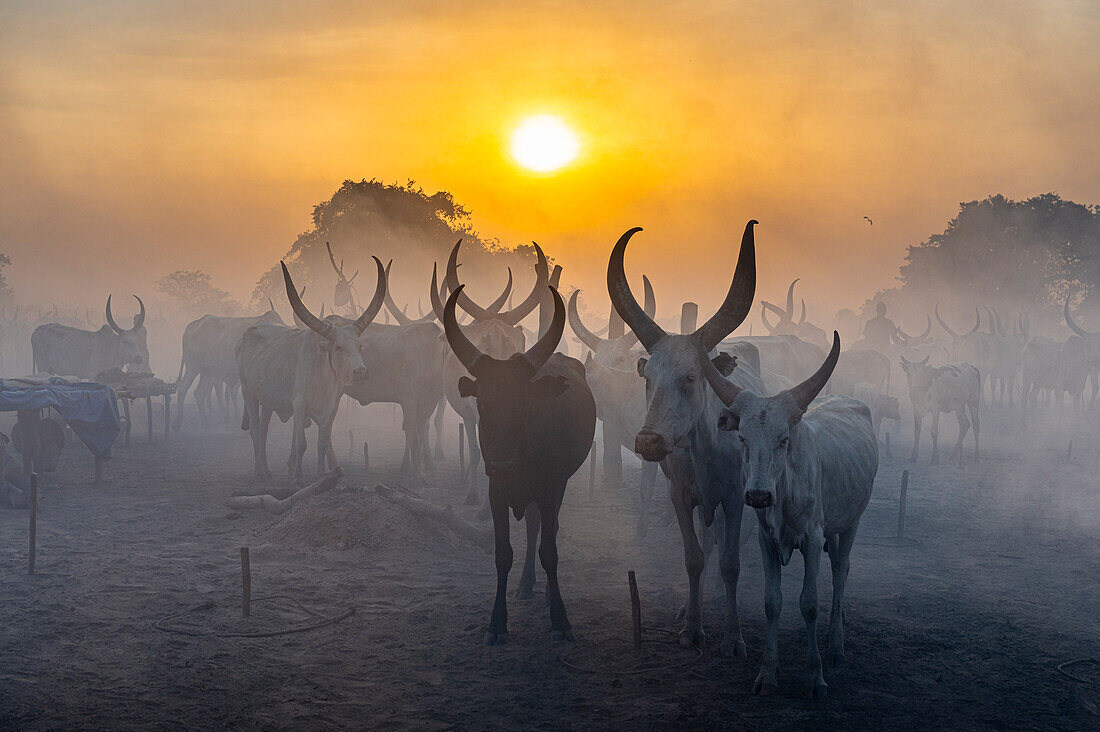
xmin=704 ymin=333 xmax=878 ymax=697
xmin=443 ymin=284 xmax=596 ymax=645
xmin=900 ymin=356 xmax=980 ymax=464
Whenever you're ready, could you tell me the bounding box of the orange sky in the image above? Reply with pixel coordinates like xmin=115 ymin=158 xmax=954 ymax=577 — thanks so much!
xmin=2 ymin=1 xmax=1098 ymax=320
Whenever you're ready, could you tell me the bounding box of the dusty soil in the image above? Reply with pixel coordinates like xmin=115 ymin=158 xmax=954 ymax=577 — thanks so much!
xmin=1 ymin=399 xmax=1098 ymax=730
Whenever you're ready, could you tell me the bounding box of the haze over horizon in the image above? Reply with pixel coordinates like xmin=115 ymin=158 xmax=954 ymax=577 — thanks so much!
xmin=2 ymin=1 xmax=1098 ymax=317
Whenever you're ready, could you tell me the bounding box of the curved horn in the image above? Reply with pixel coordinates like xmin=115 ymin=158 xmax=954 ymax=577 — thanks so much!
xmin=567 ymin=290 xmax=605 ymax=353
xmin=935 ymin=304 xmax=959 ymax=338
xmin=692 ymin=220 xmax=757 ymax=351
xmin=525 ymin=287 xmax=564 ymax=371
xmin=967 ymin=307 xmax=980 ymax=335
xmin=382 ymin=260 xmax=433 ymax=325
xmin=701 ymin=347 xmax=743 ymax=407
xmin=485 ymin=268 xmax=513 ymax=314
xmin=429 ymin=264 xmax=447 ymax=322
xmin=1065 ymin=297 xmax=1097 ymax=337
xmin=105 ymin=295 xmax=124 ymax=335
xmin=268 ymin=297 xmax=275 ymax=313
xmin=798 ymin=298 xmax=807 ymax=325
xmin=787 ymin=331 xmax=841 ymax=412
xmin=642 ymin=275 xmax=656 ymax=319
xmin=760 ymin=303 xmax=778 ymax=333
xmin=982 ymin=306 xmax=997 ymax=335
xmin=760 ymin=300 xmax=788 ymax=321
xmin=785 ymin=278 xmax=800 ymax=319
xmin=918 ymin=314 xmax=932 ymax=340
xmin=444 ymin=240 xmax=548 ymax=324
xmin=326 ymin=242 xmax=346 ymax=282
xmin=131 ymin=295 xmax=146 ymax=331
xmin=443 ymin=286 xmax=486 ymax=372
xmin=282 ymin=263 xmax=333 ymax=339
xmin=353 ymin=257 xmax=387 ymax=334
xmin=607 ymin=228 xmax=667 ymax=352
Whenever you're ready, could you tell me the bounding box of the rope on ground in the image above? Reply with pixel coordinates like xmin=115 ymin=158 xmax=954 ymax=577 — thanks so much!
xmin=556 ymin=626 xmax=704 ymax=675
xmin=153 ymin=594 xmax=355 ymax=638
xmin=1056 ymin=658 xmax=1099 ymax=684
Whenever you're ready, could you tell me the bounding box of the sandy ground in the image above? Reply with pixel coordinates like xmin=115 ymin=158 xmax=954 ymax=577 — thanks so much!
xmin=1 ymin=398 xmax=1098 ymax=730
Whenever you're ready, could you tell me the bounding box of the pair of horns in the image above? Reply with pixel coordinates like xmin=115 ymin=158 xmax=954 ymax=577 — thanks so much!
xmin=607 ymin=221 xmax=757 ymax=353
xmin=105 ymin=295 xmax=146 ymax=335
xmin=1065 ymin=297 xmax=1099 ymax=338
xmin=387 ymin=259 xmax=512 ymax=325
xmin=281 ymin=259 xmax=385 ymax=338
xmin=443 ymin=284 xmax=564 ymax=375
xmin=567 ymin=275 xmax=655 ymax=352
xmin=935 ymin=304 xmax=980 ymax=338
xmin=707 ymin=331 xmax=841 ymax=413
xmin=441 ymin=240 xmax=548 ymax=325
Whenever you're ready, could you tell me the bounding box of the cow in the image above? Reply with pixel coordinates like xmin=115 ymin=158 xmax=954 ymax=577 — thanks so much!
xmin=900 ymin=356 xmax=980 ymax=464
xmin=174 ymin=301 xmax=286 ymax=431
xmin=609 ymin=221 xmax=759 ymax=653
xmin=1064 ymin=297 xmax=1100 ymax=407
xmin=759 ymin=279 xmax=829 ymax=350
xmin=237 ymin=260 xmax=385 ymax=483
xmin=436 ymin=240 xmax=548 ymax=504
xmin=442 ymin=283 xmax=596 ymax=645
xmin=853 ymin=382 xmax=900 ymax=446
xmin=935 ymin=305 xmax=994 ymax=399
xmin=982 ymin=307 xmax=1022 ymax=406
xmin=31 ymin=295 xmax=149 ymax=378
xmin=1021 ymin=334 xmax=1090 ymax=417
xmin=828 ymin=348 xmax=891 ymax=397
xmin=725 ymin=334 xmax=825 ymax=386
xmin=703 ymin=332 xmax=878 ymax=697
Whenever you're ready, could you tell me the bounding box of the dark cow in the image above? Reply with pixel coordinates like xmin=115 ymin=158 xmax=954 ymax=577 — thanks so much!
xmin=31 ymin=295 xmax=148 ymax=378
xmin=443 ymin=284 xmax=596 ymax=645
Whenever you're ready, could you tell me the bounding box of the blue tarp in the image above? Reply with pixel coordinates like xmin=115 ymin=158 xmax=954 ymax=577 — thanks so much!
xmin=0 ymin=379 xmax=120 ymax=458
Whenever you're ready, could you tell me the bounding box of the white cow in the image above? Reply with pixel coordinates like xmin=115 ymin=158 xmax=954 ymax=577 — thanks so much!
xmin=900 ymin=356 xmax=980 ymax=464
xmin=704 ymin=332 xmax=878 ymax=698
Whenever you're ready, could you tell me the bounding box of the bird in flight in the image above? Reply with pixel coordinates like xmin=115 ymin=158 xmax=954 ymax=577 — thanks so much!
xmin=863 ymin=216 xmax=873 ymax=226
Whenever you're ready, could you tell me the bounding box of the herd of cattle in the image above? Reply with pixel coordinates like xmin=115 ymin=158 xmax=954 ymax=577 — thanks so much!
xmin=7 ymin=224 xmax=1100 ymax=697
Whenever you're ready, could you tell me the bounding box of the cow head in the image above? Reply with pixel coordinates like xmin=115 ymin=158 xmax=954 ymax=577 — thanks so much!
xmin=443 ymin=283 xmax=567 ymax=480
xmin=105 ymin=294 xmax=148 ymax=370
xmin=899 ymin=354 xmax=934 ymax=403
xmin=567 ymin=280 xmax=654 ymax=371
xmin=706 ymin=332 xmax=840 ymax=509
xmin=607 ymin=222 xmax=757 ymax=462
xmin=281 ymin=258 xmax=386 ymax=386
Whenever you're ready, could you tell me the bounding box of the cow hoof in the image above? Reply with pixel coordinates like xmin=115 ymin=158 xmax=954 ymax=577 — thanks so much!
xmin=550 ymin=629 xmax=575 ymax=642
xmin=803 ymin=675 xmax=828 ymax=699
xmin=719 ymin=637 xmax=747 ymax=657
xmin=483 ymin=631 xmax=508 ymax=646
xmin=678 ymin=627 xmax=706 ymax=649
xmin=752 ymin=672 xmax=778 ymax=696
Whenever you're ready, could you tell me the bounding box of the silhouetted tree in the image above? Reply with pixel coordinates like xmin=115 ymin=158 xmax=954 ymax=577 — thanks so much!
xmin=0 ymin=252 xmax=12 ymax=304
xmin=156 ymin=270 xmax=240 ymax=316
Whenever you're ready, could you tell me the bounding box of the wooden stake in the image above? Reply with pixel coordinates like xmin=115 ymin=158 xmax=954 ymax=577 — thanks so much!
xmin=897 ymin=470 xmax=909 ymax=540
xmin=363 ymin=441 xmax=370 ymax=471
xmin=28 ymin=473 xmax=38 ymax=575
xmin=240 ymin=547 xmax=251 ymax=618
xmin=628 ymin=570 xmax=642 ymax=648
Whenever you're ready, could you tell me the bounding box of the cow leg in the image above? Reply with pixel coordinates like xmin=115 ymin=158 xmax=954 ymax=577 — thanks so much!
xmin=970 ymin=399 xmax=980 ymax=460
xmin=909 ymin=413 xmax=922 ymax=462
xmin=718 ymin=499 xmax=747 ymax=657
xmin=951 ymin=409 xmax=969 ymax=463
xmin=753 ymin=526 xmax=783 ymax=696
xmin=515 ymin=501 xmax=540 ymax=599
xmin=800 ymin=529 xmax=827 ymax=698
xmin=195 ymin=376 xmax=213 ymax=427
xmin=671 ymin=480 xmax=706 ymax=649
xmin=929 ymin=411 xmax=940 ymax=465
xmin=432 ymin=397 xmax=446 ymax=460
xmin=827 ymin=523 xmax=858 ymax=668
xmin=316 ymin=418 xmax=335 ymax=475
xmin=539 ymin=493 xmax=573 ymax=642
xmin=464 ymin=417 xmax=481 ymax=505
xmin=244 ymin=396 xmax=267 ymax=481
xmin=635 ymin=460 xmax=658 ymax=541
xmin=419 ymin=417 xmax=435 ymax=471
xmin=214 ymin=381 xmax=226 ymax=412
xmin=485 ymin=488 xmax=512 ymax=646
xmin=601 ymin=422 xmax=622 ymax=491
xmin=174 ymin=365 xmax=198 ymax=432
xmin=257 ymin=406 xmax=274 ymax=478
xmin=288 ymin=412 xmax=307 ymax=485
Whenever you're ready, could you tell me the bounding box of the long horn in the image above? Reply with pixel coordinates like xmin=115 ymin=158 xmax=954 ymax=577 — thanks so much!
xmin=443 ymin=285 xmax=486 ymax=372
xmin=382 ymin=260 xmax=433 ymax=325
xmin=282 ymin=263 xmax=333 ymax=339
xmin=982 ymin=306 xmax=996 ymax=335
xmin=326 ymin=241 xmax=346 ymax=281
xmin=760 ymin=303 xmax=778 ymax=333
xmin=353 ymin=257 xmax=387 ymax=334
xmin=785 ymin=278 xmax=799 ymax=319
xmin=701 ymin=347 xmax=743 ymax=407
xmin=567 ymin=290 xmax=605 ymax=352
xmin=692 ymin=220 xmax=757 ymax=351
xmin=1065 ymin=297 xmax=1097 ymax=337
xmin=131 ymin=295 xmax=146 ymax=331
xmin=918 ymin=314 xmax=932 ymax=340
xmin=798 ymin=298 xmax=807 ymax=325
xmin=642 ymin=275 xmax=656 ymax=318
xmin=105 ymin=295 xmax=124 ymax=335
xmin=268 ymin=297 xmax=275 ymax=313
xmin=760 ymin=300 xmax=788 ymax=321
xmin=935 ymin=304 xmax=959 ymax=338
xmin=967 ymin=307 xmax=980 ymax=335
xmin=787 ymin=331 xmax=841 ymax=412
xmin=445 ymin=240 xmax=548 ymax=325
xmin=429 ymin=264 xmax=447 ymax=322
xmin=994 ymin=308 xmax=1007 ymax=337
xmin=607 ymin=228 xmax=667 ymax=352
xmin=525 ymin=287 xmax=564 ymax=371
xmin=485 ymin=268 xmax=513 ymax=314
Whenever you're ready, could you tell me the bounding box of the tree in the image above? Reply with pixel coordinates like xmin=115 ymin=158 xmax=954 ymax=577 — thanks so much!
xmin=0 ymin=252 xmax=12 ymax=305
xmin=156 ymin=270 xmax=240 ymax=316
xmin=252 ymin=179 xmax=543 ymax=315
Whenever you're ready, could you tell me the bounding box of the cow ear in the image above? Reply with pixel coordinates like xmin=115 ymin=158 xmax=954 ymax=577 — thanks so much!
xmin=458 ymin=377 xmax=478 ymax=398
xmin=317 ymin=340 xmax=333 ymax=353
xmin=530 ymin=374 xmax=568 ymax=400
xmin=636 ymin=357 xmax=648 ymax=377
xmin=712 ymin=352 xmax=737 ymax=376
xmin=717 ymin=408 xmax=740 ymax=431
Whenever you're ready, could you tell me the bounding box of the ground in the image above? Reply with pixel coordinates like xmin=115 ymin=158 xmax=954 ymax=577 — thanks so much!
xmin=0 ymin=399 xmax=1098 ymax=730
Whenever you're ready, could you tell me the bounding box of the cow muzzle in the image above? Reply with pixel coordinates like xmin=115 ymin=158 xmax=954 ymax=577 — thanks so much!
xmin=635 ymin=430 xmax=671 ymax=462
xmin=350 ymin=367 xmax=369 ymax=384
xmin=745 ymin=490 xmax=774 ymax=509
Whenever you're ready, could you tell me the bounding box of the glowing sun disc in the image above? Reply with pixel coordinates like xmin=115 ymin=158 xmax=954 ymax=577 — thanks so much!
xmin=510 ymin=115 xmax=580 ymax=173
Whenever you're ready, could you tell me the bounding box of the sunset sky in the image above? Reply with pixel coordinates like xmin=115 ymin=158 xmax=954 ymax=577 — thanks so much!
xmin=2 ymin=1 xmax=1098 ymax=319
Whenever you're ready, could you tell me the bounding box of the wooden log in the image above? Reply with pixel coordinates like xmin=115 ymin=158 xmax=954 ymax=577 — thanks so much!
xmin=897 ymin=469 xmax=909 ymax=540
xmin=240 ymin=547 xmax=251 ymax=618
xmin=224 ymin=469 xmax=343 ymax=515
xmin=628 ymin=570 xmax=642 ymax=648
xmin=375 ymin=485 xmax=493 ymax=553
xmin=28 ymin=473 xmax=37 ymax=575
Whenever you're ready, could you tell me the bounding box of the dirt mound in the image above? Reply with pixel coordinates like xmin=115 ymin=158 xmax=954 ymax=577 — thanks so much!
xmin=256 ymin=487 xmax=474 ymax=553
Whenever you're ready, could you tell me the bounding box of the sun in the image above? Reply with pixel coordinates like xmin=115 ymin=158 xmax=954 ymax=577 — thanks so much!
xmin=509 ymin=115 xmax=580 ymax=173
